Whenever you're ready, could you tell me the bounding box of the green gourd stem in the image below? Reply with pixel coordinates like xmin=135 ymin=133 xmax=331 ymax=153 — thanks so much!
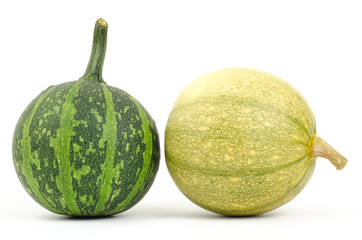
xmin=310 ymin=136 xmax=347 ymax=170
xmin=79 ymin=18 xmax=108 ymax=83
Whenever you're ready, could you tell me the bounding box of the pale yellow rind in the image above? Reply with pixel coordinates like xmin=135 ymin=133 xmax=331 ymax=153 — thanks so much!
xmin=165 ymin=68 xmax=316 ymax=215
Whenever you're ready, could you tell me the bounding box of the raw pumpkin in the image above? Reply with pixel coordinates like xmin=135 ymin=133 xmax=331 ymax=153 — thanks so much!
xmin=165 ymin=68 xmax=347 ymax=216
xmin=12 ymin=19 xmax=160 ymax=216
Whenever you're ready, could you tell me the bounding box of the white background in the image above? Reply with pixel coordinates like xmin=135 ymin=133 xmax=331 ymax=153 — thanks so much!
xmin=0 ymin=0 xmax=361 ymax=239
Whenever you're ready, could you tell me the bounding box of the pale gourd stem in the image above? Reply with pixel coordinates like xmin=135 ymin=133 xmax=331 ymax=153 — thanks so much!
xmin=79 ymin=18 xmax=108 ymax=83
xmin=309 ymin=136 xmax=347 ymax=170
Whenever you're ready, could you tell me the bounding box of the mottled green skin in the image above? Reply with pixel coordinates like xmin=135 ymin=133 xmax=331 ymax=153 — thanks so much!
xmin=13 ymin=79 xmax=160 ymax=216
xmin=165 ymin=68 xmax=316 ymax=216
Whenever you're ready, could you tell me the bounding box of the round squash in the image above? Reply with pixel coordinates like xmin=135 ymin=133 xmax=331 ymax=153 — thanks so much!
xmin=12 ymin=19 xmax=160 ymax=216
xmin=165 ymin=68 xmax=347 ymax=216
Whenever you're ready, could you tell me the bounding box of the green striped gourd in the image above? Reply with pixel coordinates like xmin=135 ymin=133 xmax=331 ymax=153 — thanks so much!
xmin=12 ymin=19 xmax=160 ymax=216
xmin=165 ymin=68 xmax=347 ymax=216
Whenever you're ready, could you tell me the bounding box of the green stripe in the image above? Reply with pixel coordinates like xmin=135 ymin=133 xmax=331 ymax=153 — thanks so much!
xmin=51 ymin=81 xmax=82 ymax=215
xmin=167 ymin=153 xmax=310 ymax=178
xmin=107 ymin=97 xmax=153 ymax=215
xmin=92 ymin=85 xmax=117 ymax=215
xmin=20 ymin=86 xmax=61 ymax=213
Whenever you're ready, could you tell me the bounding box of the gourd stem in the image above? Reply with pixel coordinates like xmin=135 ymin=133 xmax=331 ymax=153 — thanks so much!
xmin=79 ymin=18 xmax=108 ymax=83
xmin=310 ymin=136 xmax=347 ymax=170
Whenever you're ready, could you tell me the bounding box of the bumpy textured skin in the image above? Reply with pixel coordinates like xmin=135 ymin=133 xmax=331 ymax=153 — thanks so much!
xmin=165 ymin=68 xmax=316 ymax=216
xmin=13 ymin=79 xmax=160 ymax=216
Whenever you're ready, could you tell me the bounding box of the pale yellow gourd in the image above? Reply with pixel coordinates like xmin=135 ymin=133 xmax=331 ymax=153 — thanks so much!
xmin=165 ymin=68 xmax=347 ymax=216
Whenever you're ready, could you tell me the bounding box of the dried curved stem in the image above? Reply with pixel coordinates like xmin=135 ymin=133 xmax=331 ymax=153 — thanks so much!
xmin=309 ymin=136 xmax=347 ymax=170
